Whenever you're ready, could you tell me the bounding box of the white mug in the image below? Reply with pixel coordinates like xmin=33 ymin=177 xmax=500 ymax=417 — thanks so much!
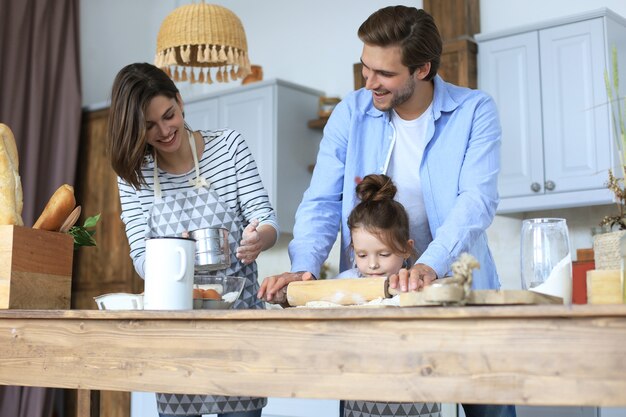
xmin=144 ymin=236 xmax=195 ymax=310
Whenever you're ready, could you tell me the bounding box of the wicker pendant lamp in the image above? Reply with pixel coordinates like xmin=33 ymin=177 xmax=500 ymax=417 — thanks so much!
xmin=154 ymin=3 xmax=251 ymax=84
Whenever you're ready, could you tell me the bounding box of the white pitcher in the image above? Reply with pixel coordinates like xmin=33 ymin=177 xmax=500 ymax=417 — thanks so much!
xmin=144 ymin=236 xmax=195 ymax=310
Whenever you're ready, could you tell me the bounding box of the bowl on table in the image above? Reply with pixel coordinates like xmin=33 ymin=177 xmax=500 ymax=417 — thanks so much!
xmin=94 ymin=293 xmax=144 ymax=310
xmin=193 ymin=275 xmax=246 ymax=309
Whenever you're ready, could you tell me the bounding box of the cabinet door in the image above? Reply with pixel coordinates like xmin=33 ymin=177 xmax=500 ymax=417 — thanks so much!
xmin=184 ymin=97 xmax=219 ymax=132
xmin=539 ymin=18 xmax=611 ymax=194
xmin=219 ymin=87 xmax=276 ymax=205
xmin=478 ymin=32 xmax=544 ymax=198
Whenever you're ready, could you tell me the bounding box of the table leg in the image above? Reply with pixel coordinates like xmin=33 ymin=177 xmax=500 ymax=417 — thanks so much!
xmin=76 ymin=389 xmax=100 ymax=417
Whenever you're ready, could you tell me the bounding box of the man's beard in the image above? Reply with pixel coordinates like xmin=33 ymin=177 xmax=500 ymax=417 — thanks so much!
xmin=373 ymin=76 xmax=416 ymax=112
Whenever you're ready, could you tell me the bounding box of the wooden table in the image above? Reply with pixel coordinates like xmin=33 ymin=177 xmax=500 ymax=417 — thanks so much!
xmin=1 ymin=305 xmax=625 ymax=415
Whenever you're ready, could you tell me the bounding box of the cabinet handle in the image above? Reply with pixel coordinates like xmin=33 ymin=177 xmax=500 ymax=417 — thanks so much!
xmin=545 ymin=180 xmax=555 ymax=191
xmin=530 ymin=182 xmax=541 ymax=192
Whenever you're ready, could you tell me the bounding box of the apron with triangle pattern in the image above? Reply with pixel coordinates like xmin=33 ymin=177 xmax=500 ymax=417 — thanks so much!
xmin=148 ymin=131 xmax=266 ymax=415
xmin=344 ymin=400 xmax=441 ymax=417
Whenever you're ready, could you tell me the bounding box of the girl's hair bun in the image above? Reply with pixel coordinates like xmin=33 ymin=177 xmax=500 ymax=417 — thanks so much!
xmin=356 ymin=174 xmax=396 ymax=203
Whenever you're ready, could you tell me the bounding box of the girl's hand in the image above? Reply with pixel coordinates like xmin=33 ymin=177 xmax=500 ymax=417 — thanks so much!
xmin=236 ymin=219 xmax=262 ymax=264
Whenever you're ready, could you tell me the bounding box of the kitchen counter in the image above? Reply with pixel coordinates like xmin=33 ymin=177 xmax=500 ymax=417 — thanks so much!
xmin=1 ymin=305 xmax=625 ymax=415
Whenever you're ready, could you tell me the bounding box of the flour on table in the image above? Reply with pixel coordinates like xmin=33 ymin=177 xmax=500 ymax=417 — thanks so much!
xmin=368 ymin=294 xmax=400 ymax=306
xmin=300 ymin=300 xmax=343 ymax=308
xmin=299 ymin=294 xmax=400 ymax=308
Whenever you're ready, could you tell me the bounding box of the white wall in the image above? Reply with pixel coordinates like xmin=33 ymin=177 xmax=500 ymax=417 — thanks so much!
xmin=80 ymin=0 xmax=173 ymax=107
xmin=80 ymin=0 xmax=419 ymax=108
xmin=81 ymin=0 xmax=626 ymax=108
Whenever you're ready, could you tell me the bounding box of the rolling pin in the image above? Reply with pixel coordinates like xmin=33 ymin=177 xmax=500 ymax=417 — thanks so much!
xmin=286 ymin=277 xmax=398 ymax=306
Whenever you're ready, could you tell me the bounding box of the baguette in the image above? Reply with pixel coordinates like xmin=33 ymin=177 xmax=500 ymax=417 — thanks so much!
xmin=33 ymin=184 xmax=76 ymax=231
xmin=0 ymin=123 xmax=24 ymax=226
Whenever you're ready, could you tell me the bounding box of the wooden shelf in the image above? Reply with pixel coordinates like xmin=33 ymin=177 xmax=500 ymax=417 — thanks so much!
xmin=307 ymin=117 xmax=328 ymax=130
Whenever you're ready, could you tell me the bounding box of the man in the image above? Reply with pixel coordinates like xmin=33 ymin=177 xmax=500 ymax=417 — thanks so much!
xmin=259 ymin=6 xmax=514 ymax=417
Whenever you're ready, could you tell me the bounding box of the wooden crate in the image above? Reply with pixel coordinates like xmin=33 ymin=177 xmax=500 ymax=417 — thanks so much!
xmin=587 ymin=269 xmax=623 ymax=304
xmin=0 ymin=225 xmax=73 ymax=309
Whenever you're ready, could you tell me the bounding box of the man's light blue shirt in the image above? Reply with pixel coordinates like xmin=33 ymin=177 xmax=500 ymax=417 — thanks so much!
xmin=289 ymin=75 xmax=501 ymax=289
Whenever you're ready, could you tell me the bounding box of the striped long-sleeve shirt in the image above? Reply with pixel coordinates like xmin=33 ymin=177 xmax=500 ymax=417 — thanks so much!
xmin=118 ymin=128 xmax=279 ymax=278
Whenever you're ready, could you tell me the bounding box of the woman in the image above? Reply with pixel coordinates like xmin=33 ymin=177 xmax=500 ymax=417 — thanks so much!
xmin=108 ymin=62 xmax=277 ymax=417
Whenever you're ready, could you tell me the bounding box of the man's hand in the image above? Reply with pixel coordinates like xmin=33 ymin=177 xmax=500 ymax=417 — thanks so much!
xmin=388 ymin=263 xmax=437 ymax=292
xmin=257 ymin=271 xmax=315 ymax=305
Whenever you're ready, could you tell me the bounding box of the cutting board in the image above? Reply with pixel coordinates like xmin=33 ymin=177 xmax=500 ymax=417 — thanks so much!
xmin=399 ymin=288 xmax=563 ymax=307
xmin=286 ymin=277 xmax=563 ymax=308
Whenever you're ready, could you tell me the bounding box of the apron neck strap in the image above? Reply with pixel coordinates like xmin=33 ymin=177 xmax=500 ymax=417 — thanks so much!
xmin=153 ymin=152 xmax=162 ymax=201
xmin=152 ymin=130 xmax=209 ymax=201
xmin=188 ymin=130 xmax=208 ymax=189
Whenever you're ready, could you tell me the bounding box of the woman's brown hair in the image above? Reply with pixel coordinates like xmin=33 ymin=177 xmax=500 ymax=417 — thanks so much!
xmin=348 ymin=174 xmax=416 ymax=262
xmin=108 ymin=62 xmax=182 ymax=189
xmin=357 ymin=6 xmax=442 ymax=80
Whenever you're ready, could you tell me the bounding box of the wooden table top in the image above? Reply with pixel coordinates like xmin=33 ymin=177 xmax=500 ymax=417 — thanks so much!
xmin=1 ymin=305 xmax=625 ymax=407
xmin=2 ymin=303 xmax=626 ymax=319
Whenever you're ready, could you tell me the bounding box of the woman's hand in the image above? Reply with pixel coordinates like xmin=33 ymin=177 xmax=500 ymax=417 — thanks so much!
xmin=388 ymin=263 xmax=437 ymax=292
xmin=236 ymin=219 xmax=277 ymax=264
xmin=236 ymin=219 xmax=261 ymax=264
xmin=257 ymin=271 xmax=315 ymax=305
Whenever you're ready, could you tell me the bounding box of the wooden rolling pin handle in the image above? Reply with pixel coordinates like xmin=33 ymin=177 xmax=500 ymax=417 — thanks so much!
xmin=385 ymin=280 xmax=399 ymax=297
xmin=286 ymin=277 xmax=390 ymax=306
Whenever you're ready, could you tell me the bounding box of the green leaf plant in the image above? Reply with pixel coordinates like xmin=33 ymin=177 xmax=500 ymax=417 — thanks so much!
xmin=68 ymin=213 xmax=101 ymax=249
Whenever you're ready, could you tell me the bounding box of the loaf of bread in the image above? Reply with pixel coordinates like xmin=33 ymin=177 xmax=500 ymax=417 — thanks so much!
xmin=33 ymin=184 xmax=76 ymax=231
xmin=0 ymin=123 xmax=24 ymax=226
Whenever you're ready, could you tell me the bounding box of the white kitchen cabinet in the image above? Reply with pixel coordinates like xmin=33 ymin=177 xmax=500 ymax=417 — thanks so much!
xmin=184 ymin=79 xmax=323 ymax=232
xmin=476 ymin=8 xmax=626 ymax=213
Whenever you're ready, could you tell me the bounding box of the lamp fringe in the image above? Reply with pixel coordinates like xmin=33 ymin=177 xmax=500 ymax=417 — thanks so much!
xmin=181 ymin=45 xmax=191 ymax=63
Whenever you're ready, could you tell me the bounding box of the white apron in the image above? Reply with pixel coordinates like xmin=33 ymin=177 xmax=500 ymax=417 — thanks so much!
xmin=148 ymin=131 xmax=266 ymax=415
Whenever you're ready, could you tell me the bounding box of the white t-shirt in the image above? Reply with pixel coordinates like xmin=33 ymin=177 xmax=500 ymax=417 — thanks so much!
xmin=387 ymin=106 xmax=433 ymax=257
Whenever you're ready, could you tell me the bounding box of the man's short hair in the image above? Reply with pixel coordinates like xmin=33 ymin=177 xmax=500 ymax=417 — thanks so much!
xmin=358 ymin=6 xmax=442 ymax=80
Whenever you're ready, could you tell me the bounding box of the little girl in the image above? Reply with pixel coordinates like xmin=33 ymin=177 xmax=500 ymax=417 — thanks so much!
xmin=337 ymin=173 xmax=416 ymax=279
xmin=338 ymin=173 xmax=441 ymax=417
